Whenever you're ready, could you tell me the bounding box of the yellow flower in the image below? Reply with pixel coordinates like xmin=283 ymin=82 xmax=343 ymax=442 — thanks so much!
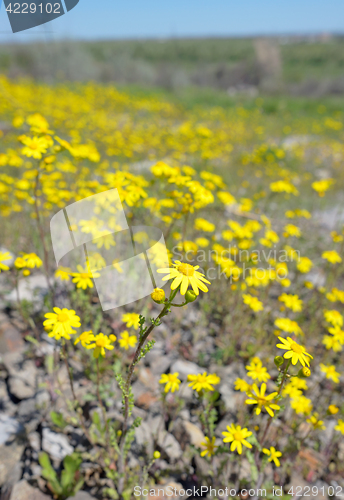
xmin=74 ymin=330 xmax=95 ymax=348
xmin=159 ymin=372 xmax=181 ymax=393
xmin=328 ymin=405 xmax=339 ymax=415
xmin=278 ymin=293 xmax=303 ymax=312
xmin=55 ymin=267 xmax=71 ymax=281
xmin=122 ymin=313 xmax=140 ymax=330
xmin=14 ymin=257 xmax=26 ymax=269
xmin=43 ymin=307 xmax=81 ymax=340
xmin=72 ymin=265 xmax=99 ymax=289
xmin=158 ymin=260 xmax=210 ymax=296
xmin=151 ymin=288 xmax=166 ymax=304
xmin=290 ymin=395 xmax=313 ymax=415
xmin=187 ymin=372 xmax=220 ymax=392
xmin=245 ymin=383 xmax=280 ymax=417
xmin=324 ymin=309 xmax=343 ymax=327
xmin=194 ymin=218 xmax=215 ymax=232
xmin=118 ymin=330 xmax=137 ymax=350
xmin=297 ymin=257 xmax=313 ymax=273
xmin=0 ymin=251 xmax=11 ymax=272
xmin=234 ymin=378 xmax=252 ymax=392
xmin=284 ymin=224 xmax=301 ymax=238
xmin=276 ymin=337 xmax=313 ymax=367
xmin=322 ymin=250 xmax=342 ymax=264
xmin=275 ymin=318 xmax=303 ymax=336
xmin=200 ymin=436 xmax=218 ymax=457
xmin=246 ymin=358 xmax=270 ymax=383
xmin=312 ymin=178 xmax=334 ymax=197
xmin=320 ymin=363 xmax=340 ymax=383
xmin=85 ymin=333 xmax=115 ymax=358
xmin=243 ymin=294 xmax=264 ymax=312
xmin=222 ymin=424 xmax=252 ymax=455
xmin=306 ymin=413 xmax=326 ymax=430
xmin=322 ymin=328 xmax=344 ymax=352
xmin=21 ymin=136 xmax=49 ymax=159
xmin=334 ymin=419 xmax=344 ymax=435
xmin=263 ymin=447 xmax=282 ymax=467
xmin=23 ymin=252 xmax=43 ymax=268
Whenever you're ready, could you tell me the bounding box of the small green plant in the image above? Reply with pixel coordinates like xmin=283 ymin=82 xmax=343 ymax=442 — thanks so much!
xmin=38 ymin=452 xmax=84 ymax=500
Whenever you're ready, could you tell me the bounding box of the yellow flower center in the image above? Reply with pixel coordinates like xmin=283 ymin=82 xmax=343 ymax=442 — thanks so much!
xmin=290 ymin=342 xmax=303 ymax=354
xmin=178 ymin=263 xmax=194 ymax=276
xmin=80 ymin=273 xmax=90 ymax=279
xmin=96 ymin=338 xmax=107 ymax=347
xmin=234 ymin=431 xmax=243 ymax=441
xmin=57 ymin=313 xmax=69 ymax=323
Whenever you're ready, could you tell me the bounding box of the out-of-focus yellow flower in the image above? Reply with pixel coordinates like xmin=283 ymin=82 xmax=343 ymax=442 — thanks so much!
xmin=122 ymin=313 xmax=140 ymax=330
xmin=290 ymin=395 xmax=313 ymax=415
xmin=55 ymin=267 xmax=71 ymax=281
xmin=263 ymin=447 xmax=282 ymax=467
xmin=297 ymin=257 xmax=313 ymax=273
xmin=320 ymin=363 xmax=340 ymax=383
xmin=306 ymin=413 xmax=326 ymax=430
xmin=334 ymin=419 xmax=344 ymax=435
xmin=324 ymin=309 xmax=343 ymax=327
xmin=74 ymin=330 xmax=95 ymax=348
xmin=187 ymin=372 xmax=220 ymax=392
xmin=234 ymin=378 xmax=252 ymax=392
xmin=118 ymin=330 xmax=137 ymax=350
xmin=245 ymin=358 xmax=270 ymax=382
xmin=328 ymin=404 xmax=339 ymax=415
xmin=200 ymin=436 xmax=218 ymax=458
xmin=278 ymin=293 xmax=303 ymax=312
xmin=322 ymin=250 xmax=342 ymax=264
xmin=312 ymin=178 xmax=334 ymax=197
xmin=85 ymin=333 xmax=115 ymax=358
xmin=275 ymin=318 xmax=303 ymax=336
xmin=159 ymin=372 xmax=181 ymax=393
xmin=242 ymin=294 xmax=264 ymax=312
xmin=0 ymin=251 xmax=11 ymax=272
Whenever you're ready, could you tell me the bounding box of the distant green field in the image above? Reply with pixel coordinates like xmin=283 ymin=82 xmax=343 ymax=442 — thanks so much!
xmin=1 ymin=36 xmax=344 ymax=95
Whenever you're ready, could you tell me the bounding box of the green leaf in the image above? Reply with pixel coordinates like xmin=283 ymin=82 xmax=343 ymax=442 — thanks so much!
xmin=50 ymin=411 xmax=68 ymax=429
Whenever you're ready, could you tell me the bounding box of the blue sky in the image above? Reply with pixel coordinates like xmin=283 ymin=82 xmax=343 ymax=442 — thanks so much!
xmin=1 ymin=0 xmax=344 ymax=43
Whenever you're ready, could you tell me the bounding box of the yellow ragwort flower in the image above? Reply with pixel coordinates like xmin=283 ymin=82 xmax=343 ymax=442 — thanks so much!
xmin=200 ymin=436 xmax=218 ymax=457
xmin=157 ymin=260 xmax=210 ymax=296
xmin=222 ymin=424 xmax=252 ymax=455
xmin=245 ymin=383 xmax=280 ymax=417
xmin=320 ymin=363 xmax=340 ymax=383
xmin=118 ymin=330 xmax=137 ymax=350
xmin=187 ymin=372 xmax=220 ymax=392
xmin=245 ymin=358 xmax=270 ymax=383
xmin=0 ymin=251 xmax=11 ymax=272
xmin=85 ymin=333 xmax=115 ymax=358
xmin=263 ymin=447 xmax=282 ymax=467
xmin=74 ymin=330 xmax=95 ymax=348
xmin=159 ymin=372 xmax=181 ymax=393
xmin=43 ymin=307 xmax=81 ymax=340
xmin=276 ymin=336 xmax=313 ymax=367
xmin=122 ymin=313 xmax=141 ymax=330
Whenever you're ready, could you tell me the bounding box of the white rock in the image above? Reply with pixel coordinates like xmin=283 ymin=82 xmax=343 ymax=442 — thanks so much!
xmin=42 ymin=427 xmax=73 ymax=460
xmin=0 ymin=414 xmax=24 ymax=445
xmin=170 ymin=360 xmax=202 ymax=380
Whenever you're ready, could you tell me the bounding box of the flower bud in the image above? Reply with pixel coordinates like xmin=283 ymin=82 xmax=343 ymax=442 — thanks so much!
xmin=274 ymin=356 xmax=284 ymax=367
xmin=185 ymin=290 xmax=197 ymax=303
xmin=298 ymin=367 xmax=311 ymax=378
xmin=153 ymin=451 xmax=161 ymax=459
xmin=151 ymin=288 xmax=165 ymax=304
